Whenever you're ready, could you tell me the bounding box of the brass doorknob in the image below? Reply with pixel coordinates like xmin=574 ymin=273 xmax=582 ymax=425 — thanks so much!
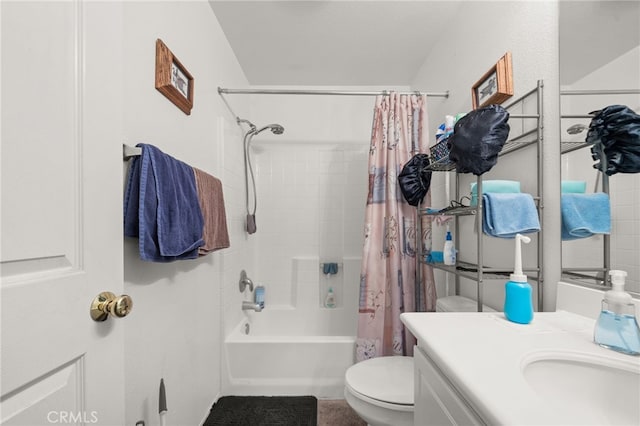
xmin=90 ymin=292 xmax=133 ymax=322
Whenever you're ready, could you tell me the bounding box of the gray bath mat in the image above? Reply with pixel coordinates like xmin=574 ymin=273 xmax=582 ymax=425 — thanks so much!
xmin=203 ymin=396 xmax=317 ymax=426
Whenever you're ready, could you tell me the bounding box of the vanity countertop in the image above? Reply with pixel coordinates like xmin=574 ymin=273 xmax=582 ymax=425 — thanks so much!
xmin=401 ymin=310 xmax=640 ymax=425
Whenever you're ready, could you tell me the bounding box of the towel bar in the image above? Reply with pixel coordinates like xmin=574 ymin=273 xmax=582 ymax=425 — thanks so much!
xmin=123 ymin=144 xmax=142 ymax=159
xmin=319 ymin=262 xmax=343 ymax=268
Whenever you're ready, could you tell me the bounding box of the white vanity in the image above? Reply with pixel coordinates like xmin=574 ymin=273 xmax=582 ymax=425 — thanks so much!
xmin=400 ymin=282 xmax=640 ymax=425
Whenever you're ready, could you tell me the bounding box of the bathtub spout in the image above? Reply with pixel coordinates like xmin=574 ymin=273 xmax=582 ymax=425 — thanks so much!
xmin=242 ymin=301 xmax=262 ymax=312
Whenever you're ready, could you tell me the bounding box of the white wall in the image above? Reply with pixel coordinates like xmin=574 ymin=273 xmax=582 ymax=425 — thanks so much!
xmin=121 ymin=2 xmax=249 ymax=425
xmin=118 ymin=2 xmax=563 ymax=423
xmin=561 ymin=46 xmax=640 ymax=293
xmin=411 ymin=1 xmax=561 ymax=311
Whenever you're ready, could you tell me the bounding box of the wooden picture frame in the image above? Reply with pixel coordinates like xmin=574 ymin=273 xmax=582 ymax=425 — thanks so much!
xmin=471 ymin=52 xmax=513 ymax=110
xmin=155 ymin=39 xmax=194 ymax=115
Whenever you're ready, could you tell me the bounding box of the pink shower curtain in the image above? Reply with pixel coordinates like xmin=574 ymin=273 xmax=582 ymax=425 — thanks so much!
xmin=356 ymin=93 xmax=437 ymax=362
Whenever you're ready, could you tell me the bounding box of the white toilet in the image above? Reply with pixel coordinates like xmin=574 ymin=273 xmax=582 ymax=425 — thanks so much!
xmin=435 ymin=295 xmax=496 ymax=313
xmin=344 ymin=355 xmax=414 ymax=426
xmin=344 ymin=296 xmax=495 ymax=425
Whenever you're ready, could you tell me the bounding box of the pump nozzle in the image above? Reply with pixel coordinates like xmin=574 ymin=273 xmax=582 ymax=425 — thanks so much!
xmin=510 ymin=234 xmax=531 ymax=283
xmin=609 ymin=270 xmax=628 ymax=291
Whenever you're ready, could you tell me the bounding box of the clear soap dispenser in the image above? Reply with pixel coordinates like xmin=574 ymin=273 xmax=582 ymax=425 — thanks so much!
xmin=594 ymin=270 xmax=640 ymax=356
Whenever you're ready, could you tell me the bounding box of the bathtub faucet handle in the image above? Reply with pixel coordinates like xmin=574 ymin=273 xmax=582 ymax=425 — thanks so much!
xmin=239 ymin=270 xmax=254 ymax=292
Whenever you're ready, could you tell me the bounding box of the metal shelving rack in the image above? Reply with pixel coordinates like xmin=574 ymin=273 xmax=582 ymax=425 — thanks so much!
xmin=417 ymin=80 xmax=544 ymax=312
xmin=559 ymin=88 xmax=640 ymax=286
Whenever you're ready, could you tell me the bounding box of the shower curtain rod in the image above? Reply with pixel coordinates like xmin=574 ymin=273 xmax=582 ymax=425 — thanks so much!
xmin=218 ymin=87 xmax=449 ymax=97
xmin=560 ymin=88 xmax=640 ymax=96
xmin=218 ymin=87 xmax=449 ymax=126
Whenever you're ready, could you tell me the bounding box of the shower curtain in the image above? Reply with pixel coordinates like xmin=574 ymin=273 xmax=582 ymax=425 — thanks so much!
xmin=356 ymin=93 xmax=437 ymax=361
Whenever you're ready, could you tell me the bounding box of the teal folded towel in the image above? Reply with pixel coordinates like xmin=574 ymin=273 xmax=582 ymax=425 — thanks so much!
xmin=561 ymin=193 xmax=611 ymax=240
xmin=561 ymin=180 xmax=587 ymax=194
xmin=470 ymin=180 xmax=521 ymax=206
xmin=482 ymin=193 xmax=540 ymax=238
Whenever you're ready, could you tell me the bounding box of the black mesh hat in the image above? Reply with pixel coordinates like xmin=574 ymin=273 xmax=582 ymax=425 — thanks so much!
xmin=586 ymin=104 xmax=640 ymax=176
xmin=447 ymin=104 xmax=510 ymax=175
xmin=398 ymin=153 xmax=432 ymax=206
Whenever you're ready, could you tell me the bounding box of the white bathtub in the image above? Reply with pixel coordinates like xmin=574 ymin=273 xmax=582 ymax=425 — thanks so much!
xmin=224 ymin=308 xmax=356 ymax=398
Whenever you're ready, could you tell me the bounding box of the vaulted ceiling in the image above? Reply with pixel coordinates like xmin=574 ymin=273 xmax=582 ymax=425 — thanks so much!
xmin=209 ymin=1 xmax=640 ymax=87
xmin=209 ymin=0 xmax=463 ymax=86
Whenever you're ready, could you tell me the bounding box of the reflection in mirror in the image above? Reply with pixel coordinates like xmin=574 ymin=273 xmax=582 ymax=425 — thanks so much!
xmin=559 ymin=1 xmax=640 ymax=294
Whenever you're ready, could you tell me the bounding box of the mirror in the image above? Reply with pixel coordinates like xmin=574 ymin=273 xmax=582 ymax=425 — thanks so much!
xmin=559 ymin=1 xmax=640 ymax=294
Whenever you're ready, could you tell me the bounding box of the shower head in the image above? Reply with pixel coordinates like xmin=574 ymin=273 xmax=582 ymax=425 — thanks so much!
xmin=238 ymin=117 xmax=284 ymax=137
xmin=241 ymin=122 xmax=284 ymax=235
xmin=254 ymin=124 xmax=285 ymax=135
xmin=270 ymin=124 xmax=285 ymax=135
xmin=567 ymin=123 xmax=588 ymax=135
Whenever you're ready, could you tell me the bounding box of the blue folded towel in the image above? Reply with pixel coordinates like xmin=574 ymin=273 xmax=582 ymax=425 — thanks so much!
xmin=482 ymin=193 xmax=540 ymax=238
xmin=124 ymin=143 xmax=204 ymax=262
xmin=561 ymin=193 xmax=611 ymax=241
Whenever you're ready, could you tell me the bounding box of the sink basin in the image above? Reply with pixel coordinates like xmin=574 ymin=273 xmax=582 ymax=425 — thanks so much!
xmin=522 ymin=351 xmax=640 ymax=425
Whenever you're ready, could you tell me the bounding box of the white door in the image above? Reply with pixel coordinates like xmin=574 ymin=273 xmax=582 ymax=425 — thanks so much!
xmin=1 ymin=1 xmax=126 ymax=425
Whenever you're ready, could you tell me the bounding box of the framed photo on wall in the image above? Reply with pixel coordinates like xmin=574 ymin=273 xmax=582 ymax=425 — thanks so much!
xmin=471 ymin=52 xmax=513 ymax=110
xmin=155 ymin=39 xmax=194 ymax=115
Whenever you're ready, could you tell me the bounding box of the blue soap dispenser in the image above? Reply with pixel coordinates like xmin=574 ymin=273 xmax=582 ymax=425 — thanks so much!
xmin=594 ymin=270 xmax=640 ymax=356
xmin=504 ymin=234 xmax=534 ymax=324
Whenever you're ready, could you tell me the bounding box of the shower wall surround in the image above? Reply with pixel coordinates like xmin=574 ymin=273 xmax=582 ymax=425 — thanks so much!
xmin=251 ymin=142 xmax=367 ymax=310
xmin=230 ymin=89 xmax=409 ymax=317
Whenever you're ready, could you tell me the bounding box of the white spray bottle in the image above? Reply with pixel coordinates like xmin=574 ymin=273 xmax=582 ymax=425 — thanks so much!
xmin=443 ymin=225 xmax=456 ymax=266
xmin=504 ymin=234 xmax=533 ymax=324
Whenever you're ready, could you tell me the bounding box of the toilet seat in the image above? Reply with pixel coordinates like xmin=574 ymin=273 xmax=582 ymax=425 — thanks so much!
xmin=345 ymin=382 xmax=414 ymax=412
xmin=344 ymin=356 xmax=414 ymax=408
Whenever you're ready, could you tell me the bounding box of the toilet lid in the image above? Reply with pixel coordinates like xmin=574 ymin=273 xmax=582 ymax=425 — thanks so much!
xmin=345 ymin=356 xmax=414 ymax=406
xmin=436 ymin=295 xmax=496 ymax=312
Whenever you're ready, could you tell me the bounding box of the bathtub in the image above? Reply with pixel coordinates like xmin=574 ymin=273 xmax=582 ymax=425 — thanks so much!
xmin=224 ymin=308 xmax=356 ymax=399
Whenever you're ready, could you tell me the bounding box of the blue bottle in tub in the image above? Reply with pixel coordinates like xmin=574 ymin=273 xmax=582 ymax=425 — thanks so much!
xmin=255 ymin=285 xmax=265 ymax=310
